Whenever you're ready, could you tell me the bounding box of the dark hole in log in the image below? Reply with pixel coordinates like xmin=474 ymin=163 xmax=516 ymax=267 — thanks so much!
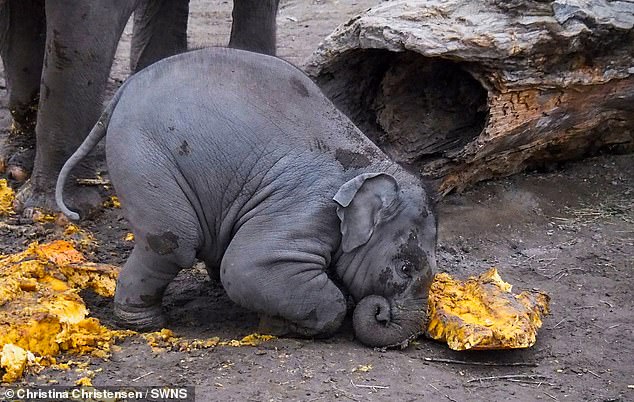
xmin=315 ymin=49 xmax=489 ymax=167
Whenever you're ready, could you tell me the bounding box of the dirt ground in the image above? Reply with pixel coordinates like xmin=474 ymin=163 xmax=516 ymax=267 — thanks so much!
xmin=1 ymin=1 xmax=633 ymax=401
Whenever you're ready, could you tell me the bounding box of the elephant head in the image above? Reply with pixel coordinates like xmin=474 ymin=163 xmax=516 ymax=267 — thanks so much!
xmin=334 ymin=172 xmax=437 ymax=348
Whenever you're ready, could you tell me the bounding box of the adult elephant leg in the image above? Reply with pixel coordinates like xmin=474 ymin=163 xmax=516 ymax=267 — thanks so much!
xmin=220 ymin=223 xmax=347 ymax=337
xmin=228 ymin=0 xmax=280 ymax=56
xmin=14 ymin=0 xmax=137 ymax=216
xmin=130 ymin=0 xmax=189 ymax=73
xmin=0 ymin=0 xmax=45 ymax=182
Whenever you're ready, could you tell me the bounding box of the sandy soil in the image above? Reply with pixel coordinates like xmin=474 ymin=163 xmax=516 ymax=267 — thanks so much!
xmin=1 ymin=1 xmax=632 ymax=401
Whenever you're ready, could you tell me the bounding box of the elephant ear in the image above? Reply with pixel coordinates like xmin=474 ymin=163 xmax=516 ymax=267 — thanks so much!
xmin=333 ymin=173 xmax=400 ymax=253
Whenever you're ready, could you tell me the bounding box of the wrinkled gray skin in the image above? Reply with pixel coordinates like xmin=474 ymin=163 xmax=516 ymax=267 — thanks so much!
xmin=0 ymin=0 xmax=278 ymax=217
xmin=56 ymin=48 xmax=437 ymax=348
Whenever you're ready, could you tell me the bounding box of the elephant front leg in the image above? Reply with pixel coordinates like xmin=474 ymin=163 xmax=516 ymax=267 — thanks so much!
xmin=220 ymin=236 xmax=347 ymax=338
xmin=0 ymin=0 xmax=46 ymax=183
xmin=13 ymin=0 xmax=137 ymax=217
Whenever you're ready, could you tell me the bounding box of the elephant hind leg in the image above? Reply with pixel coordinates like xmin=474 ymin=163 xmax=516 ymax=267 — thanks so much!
xmin=228 ymin=0 xmax=280 ymax=56
xmin=114 ymin=246 xmax=168 ymax=330
xmin=114 ymin=245 xmax=192 ymax=330
xmin=130 ymin=0 xmax=189 ymax=72
xmin=109 ymin=143 xmax=203 ymax=330
xmin=0 ymin=0 xmax=46 ymax=181
xmin=114 ymin=222 xmax=201 ymax=330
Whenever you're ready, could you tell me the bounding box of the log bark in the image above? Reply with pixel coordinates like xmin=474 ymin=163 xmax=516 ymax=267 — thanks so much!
xmin=304 ymin=0 xmax=634 ymax=196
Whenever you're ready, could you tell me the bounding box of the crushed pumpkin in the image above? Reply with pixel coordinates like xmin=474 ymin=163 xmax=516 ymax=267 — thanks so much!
xmin=0 ymin=179 xmax=15 ymax=217
xmin=0 ymin=240 xmax=275 ymax=382
xmin=426 ymin=268 xmax=550 ymax=351
xmin=0 ymin=240 xmax=132 ymax=382
xmin=142 ymin=328 xmax=275 ymax=352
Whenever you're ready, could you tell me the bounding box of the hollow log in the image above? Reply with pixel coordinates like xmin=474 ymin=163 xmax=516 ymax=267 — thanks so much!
xmin=304 ymin=0 xmax=634 ymax=196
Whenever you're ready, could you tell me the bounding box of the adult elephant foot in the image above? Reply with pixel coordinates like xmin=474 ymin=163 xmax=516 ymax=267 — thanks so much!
xmin=4 ymin=149 xmax=35 ymax=184
xmin=13 ymin=177 xmax=102 ymax=221
xmin=0 ymin=105 xmax=38 ymax=184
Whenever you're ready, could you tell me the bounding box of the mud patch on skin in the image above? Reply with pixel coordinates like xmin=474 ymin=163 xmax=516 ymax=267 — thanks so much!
xmin=310 ymin=139 xmax=330 ymax=152
xmin=394 ymin=229 xmax=433 ymax=295
xmin=378 ymin=267 xmax=394 ymax=283
xmin=147 ymin=231 xmax=179 ymax=255
xmin=42 ymin=84 xmax=51 ymax=101
xmin=363 ymin=146 xmax=379 ymax=158
xmin=51 ymin=30 xmax=72 ymax=69
xmin=398 ymin=230 xmax=427 ymax=269
xmin=8 ymin=97 xmax=38 ymax=135
xmin=290 ymin=77 xmax=310 ymax=97
xmin=334 ymin=149 xmax=371 ymax=170
xmin=178 ymin=140 xmax=191 ymax=156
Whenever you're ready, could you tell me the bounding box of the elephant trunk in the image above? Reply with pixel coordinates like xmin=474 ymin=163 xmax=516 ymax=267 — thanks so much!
xmin=352 ymin=295 xmax=425 ymax=348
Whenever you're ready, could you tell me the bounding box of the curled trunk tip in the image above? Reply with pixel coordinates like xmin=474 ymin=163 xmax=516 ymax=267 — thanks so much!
xmin=353 ymin=295 xmax=423 ymax=348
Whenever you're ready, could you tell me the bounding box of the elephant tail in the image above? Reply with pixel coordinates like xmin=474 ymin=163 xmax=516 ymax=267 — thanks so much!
xmin=56 ymin=81 xmax=128 ymax=221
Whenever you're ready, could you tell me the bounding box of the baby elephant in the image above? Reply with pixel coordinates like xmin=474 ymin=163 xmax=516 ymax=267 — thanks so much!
xmin=56 ymin=48 xmax=437 ymax=348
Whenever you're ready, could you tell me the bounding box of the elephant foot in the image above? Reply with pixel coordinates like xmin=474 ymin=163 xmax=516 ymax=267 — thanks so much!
xmin=258 ymin=314 xmax=342 ymax=339
xmin=114 ymin=302 xmax=166 ymax=332
xmin=258 ymin=315 xmax=293 ymax=337
xmin=0 ymin=120 xmax=36 ymax=184
xmin=13 ymin=178 xmax=102 ymax=221
xmin=6 ymin=148 xmax=35 ymax=183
